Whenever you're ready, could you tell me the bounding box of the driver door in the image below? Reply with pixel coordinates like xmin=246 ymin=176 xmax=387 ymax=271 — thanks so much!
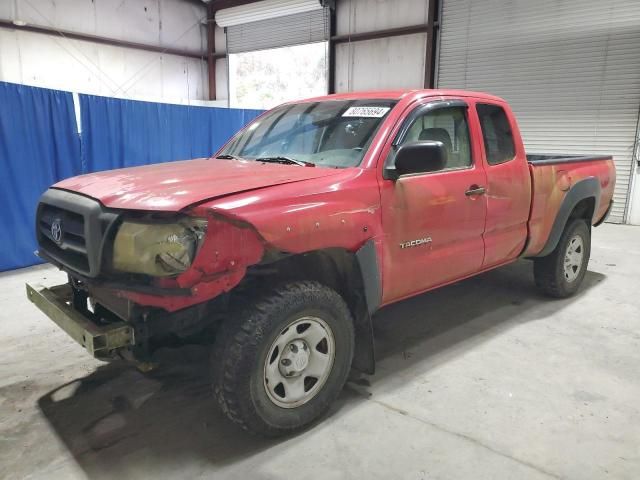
xmin=379 ymin=100 xmax=487 ymax=303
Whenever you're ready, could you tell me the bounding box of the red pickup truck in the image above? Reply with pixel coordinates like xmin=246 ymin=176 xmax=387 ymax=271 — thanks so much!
xmin=28 ymin=89 xmax=615 ymax=436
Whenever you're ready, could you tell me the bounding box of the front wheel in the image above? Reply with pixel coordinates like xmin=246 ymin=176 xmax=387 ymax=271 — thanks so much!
xmin=534 ymin=218 xmax=591 ymax=298
xmin=211 ymin=281 xmax=354 ymax=436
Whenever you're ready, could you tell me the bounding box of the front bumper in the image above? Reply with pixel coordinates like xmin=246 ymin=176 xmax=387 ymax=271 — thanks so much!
xmin=26 ymin=282 xmax=134 ymax=358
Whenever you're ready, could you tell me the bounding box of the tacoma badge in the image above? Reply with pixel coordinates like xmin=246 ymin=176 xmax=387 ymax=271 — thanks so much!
xmin=399 ymin=237 xmax=432 ymax=249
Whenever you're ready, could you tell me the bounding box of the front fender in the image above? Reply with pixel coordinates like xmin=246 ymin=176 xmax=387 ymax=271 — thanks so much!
xmin=194 ymin=168 xmax=383 ymax=256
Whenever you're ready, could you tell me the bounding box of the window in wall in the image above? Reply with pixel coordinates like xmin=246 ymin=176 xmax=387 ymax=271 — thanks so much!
xmin=476 ymin=104 xmax=516 ymax=165
xmin=228 ymin=42 xmax=328 ymax=110
xmin=401 ymin=107 xmax=472 ymax=170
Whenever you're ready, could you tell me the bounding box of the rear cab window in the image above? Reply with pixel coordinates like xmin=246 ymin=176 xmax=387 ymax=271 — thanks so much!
xmin=476 ymin=104 xmax=516 ymax=165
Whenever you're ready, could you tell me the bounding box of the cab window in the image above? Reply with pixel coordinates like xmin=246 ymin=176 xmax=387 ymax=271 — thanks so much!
xmin=476 ymin=104 xmax=516 ymax=165
xmin=400 ymin=106 xmax=472 ymax=170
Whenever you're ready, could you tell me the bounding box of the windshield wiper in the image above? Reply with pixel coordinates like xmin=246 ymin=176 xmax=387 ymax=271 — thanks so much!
xmin=215 ymin=154 xmax=240 ymax=160
xmin=256 ymin=156 xmax=315 ymax=167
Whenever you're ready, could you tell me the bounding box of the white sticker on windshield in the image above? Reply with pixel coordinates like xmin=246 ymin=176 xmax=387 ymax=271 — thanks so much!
xmin=342 ymin=106 xmax=391 ymax=118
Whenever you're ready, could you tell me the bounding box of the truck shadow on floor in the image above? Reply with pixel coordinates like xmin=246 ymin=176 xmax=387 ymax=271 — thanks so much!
xmin=37 ymin=260 xmax=605 ymax=476
xmin=372 ymin=259 xmax=604 ymax=372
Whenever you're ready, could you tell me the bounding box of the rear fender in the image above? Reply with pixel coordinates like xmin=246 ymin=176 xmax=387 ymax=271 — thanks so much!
xmin=536 ymin=177 xmax=600 ymax=257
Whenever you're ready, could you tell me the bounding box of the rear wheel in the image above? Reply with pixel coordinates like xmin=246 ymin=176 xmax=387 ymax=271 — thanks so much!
xmin=211 ymin=281 xmax=354 ymax=436
xmin=534 ymin=218 xmax=591 ymax=298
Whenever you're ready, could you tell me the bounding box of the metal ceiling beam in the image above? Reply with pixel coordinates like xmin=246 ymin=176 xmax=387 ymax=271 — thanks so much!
xmin=0 ymin=19 xmax=207 ymax=60
xmin=423 ymin=0 xmax=440 ymax=88
xmin=206 ymin=3 xmax=217 ymax=100
xmin=327 ymin=5 xmax=336 ymax=94
xmin=330 ymin=23 xmax=432 ymax=44
xmin=206 ymin=0 xmax=264 ymax=10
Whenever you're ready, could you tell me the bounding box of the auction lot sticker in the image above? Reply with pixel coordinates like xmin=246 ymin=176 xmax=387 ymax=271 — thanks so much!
xmin=342 ymin=106 xmax=391 ymax=118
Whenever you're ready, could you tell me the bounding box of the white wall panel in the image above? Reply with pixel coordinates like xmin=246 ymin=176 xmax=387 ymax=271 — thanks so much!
xmin=16 ymin=31 xmax=104 ymax=93
xmin=1 ymin=0 xmax=208 ymax=103
xmin=215 ymin=58 xmax=229 ymax=102
xmin=336 ymin=0 xmax=429 ymax=35
xmin=0 ymin=2 xmax=14 ymax=18
xmin=159 ymin=54 xmax=207 ymax=101
xmin=213 ymin=25 xmax=228 ymax=103
xmin=334 ymin=0 xmax=430 ymax=93
xmin=335 ymin=34 xmax=426 ymax=92
xmin=215 ymin=25 xmax=227 ymax=54
xmin=0 ymin=29 xmax=22 ymax=81
xmin=15 ymin=0 xmax=97 ymax=35
xmin=158 ymin=0 xmax=206 ymax=51
xmin=438 ymin=0 xmax=640 ymax=223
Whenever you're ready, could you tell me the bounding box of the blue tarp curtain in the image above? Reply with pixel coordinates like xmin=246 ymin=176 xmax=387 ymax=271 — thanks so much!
xmin=0 ymin=82 xmax=81 ymax=271
xmin=79 ymin=94 xmax=262 ymax=171
xmin=0 ymin=81 xmax=263 ymax=271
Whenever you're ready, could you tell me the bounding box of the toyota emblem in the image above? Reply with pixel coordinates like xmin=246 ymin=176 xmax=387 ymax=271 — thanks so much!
xmin=51 ymin=218 xmax=63 ymax=244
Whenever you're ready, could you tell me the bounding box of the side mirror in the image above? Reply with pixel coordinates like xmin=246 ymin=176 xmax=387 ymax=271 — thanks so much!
xmin=384 ymin=141 xmax=447 ymax=180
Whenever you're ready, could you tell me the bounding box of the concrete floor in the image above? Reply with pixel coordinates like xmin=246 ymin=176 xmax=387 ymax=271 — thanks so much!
xmin=1 ymin=223 xmax=639 ymax=479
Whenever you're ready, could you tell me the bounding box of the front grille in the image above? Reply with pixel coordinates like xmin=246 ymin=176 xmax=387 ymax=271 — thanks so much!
xmin=36 ymin=189 xmax=119 ymax=277
xmin=39 ymin=205 xmax=89 ymax=272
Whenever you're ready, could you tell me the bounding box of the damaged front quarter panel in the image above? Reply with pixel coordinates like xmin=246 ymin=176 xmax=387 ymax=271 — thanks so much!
xmin=199 ymin=169 xmax=383 ymax=255
xmin=117 ymin=213 xmax=266 ymax=311
xmin=115 ymin=168 xmax=383 ymax=312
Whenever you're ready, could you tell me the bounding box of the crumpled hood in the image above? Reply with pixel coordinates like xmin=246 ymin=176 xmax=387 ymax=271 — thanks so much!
xmin=53 ymin=158 xmax=343 ymax=211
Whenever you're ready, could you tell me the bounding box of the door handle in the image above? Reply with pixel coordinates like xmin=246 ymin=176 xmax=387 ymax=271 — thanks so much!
xmin=465 ymin=185 xmax=486 ymax=196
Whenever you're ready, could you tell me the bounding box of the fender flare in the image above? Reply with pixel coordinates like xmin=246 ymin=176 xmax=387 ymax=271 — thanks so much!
xmin=536 ymin=177 xmax=600 ymax=257
xmin=355 ymin=239 xmax=382 ymax=315
xmin=351 ymin=239 xmax=382 ymax=375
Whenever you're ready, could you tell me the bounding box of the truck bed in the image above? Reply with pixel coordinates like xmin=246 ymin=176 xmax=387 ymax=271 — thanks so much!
xmin=526 ymin=153 xmax=612 ymax=166
xmin=524 ymin=153 xmax=616 ymax=257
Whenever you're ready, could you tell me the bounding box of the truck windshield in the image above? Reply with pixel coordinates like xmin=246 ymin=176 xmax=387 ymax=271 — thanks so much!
xmin=217 ymin=99 xmax=397 ymax=168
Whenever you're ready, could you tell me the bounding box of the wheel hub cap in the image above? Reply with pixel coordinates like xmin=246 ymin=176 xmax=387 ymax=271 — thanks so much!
xmin=263 ymin=316 xmax=335 ymax=409
xmin=564 ymin=234 xmax=584 ymax=283
xmin=279 ymin=340 xmax=310 ymax=377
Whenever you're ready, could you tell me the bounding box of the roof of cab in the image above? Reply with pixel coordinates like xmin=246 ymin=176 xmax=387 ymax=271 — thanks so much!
xmin=299 ymin=89 xmax=507 ymax=104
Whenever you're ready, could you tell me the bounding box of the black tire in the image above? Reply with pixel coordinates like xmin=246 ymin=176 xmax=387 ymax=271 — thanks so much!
xmin=534 ymin=218 xmax=591 ymax=298
xmin=211 ymin=281 xmax=354 ymax=436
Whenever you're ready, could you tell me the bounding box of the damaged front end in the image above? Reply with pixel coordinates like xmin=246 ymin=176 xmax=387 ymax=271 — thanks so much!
xmin=26 ymin=282 xmax=134 ymax=359
xmin=30 ymin=188 xmax=266 ymax=363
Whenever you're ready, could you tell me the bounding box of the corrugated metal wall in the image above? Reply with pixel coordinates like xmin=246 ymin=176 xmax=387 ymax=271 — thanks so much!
xmin=437 ymin=0 xmax=640 ymax=223
xmin=226 ymin=8 xmax=329 ymax=54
